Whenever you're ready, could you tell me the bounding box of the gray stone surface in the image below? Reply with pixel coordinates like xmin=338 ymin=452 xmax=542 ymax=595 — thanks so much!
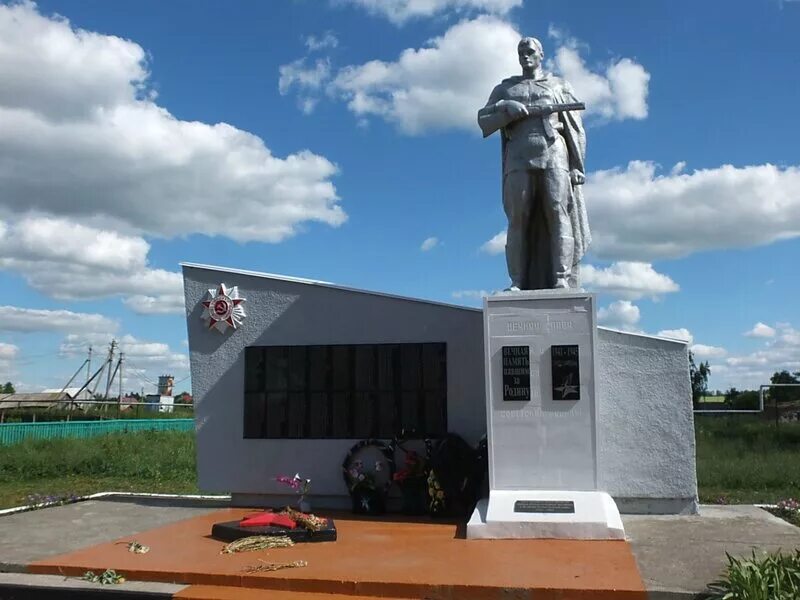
xmin=183 ymin=264 xmax=697 ymax=512
xmin=0 ymin=572 xmax=182 ymax=596
xmin=624 ymin=505 xmax=800 ymax=597
xmin=0 ymin=498 xmax=221 ymax=571
xmin=484 ymin=292 xmax=598 ymax=491
xmin=183 ymin=263 xmax=487 ymax=499
xmin=597 ymin=328 xmax=698 ymax=514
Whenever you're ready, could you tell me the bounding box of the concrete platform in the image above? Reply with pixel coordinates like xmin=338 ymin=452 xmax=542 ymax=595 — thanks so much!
xmin=0 ymin=497 xmax=798 ymax=599
xmin=26 ymin=507 xmax=647 ymax=598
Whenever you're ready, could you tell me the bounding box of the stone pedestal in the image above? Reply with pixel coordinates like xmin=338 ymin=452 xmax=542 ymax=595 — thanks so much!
xmin=467 ymin=290 xmax=624 ymax=540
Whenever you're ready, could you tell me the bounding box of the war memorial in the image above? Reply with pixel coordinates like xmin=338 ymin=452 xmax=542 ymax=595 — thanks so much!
xmin=3 ymin=35 xmax=799 ymax=600
xmin=181 ymin=36 xmax=697 ymax=527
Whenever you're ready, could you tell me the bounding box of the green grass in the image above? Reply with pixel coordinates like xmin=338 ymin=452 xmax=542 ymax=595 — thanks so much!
xmin=1 ymin=416 xmax=799 ymax=510
xmin=0 ymin=430 xmax=198 ymax=509
xmin=695 ymin=416 xmax=800 ymax=504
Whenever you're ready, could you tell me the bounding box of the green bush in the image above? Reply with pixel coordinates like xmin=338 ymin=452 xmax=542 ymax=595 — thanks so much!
xmin=706 ymin=550 xmax=800 ymax=599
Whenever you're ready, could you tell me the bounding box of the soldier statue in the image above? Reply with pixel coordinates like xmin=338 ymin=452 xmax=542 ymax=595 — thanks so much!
xmin=478 ymin=37 xmax=591 ymax=291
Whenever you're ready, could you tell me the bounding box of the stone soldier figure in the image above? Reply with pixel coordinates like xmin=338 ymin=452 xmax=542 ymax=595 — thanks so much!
xmin=478 ymin=37 xmax=591 ymax=290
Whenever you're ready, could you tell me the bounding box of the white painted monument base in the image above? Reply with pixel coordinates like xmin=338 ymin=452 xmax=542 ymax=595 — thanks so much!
xmin=467 ymin=490 xmax=625 ymax=540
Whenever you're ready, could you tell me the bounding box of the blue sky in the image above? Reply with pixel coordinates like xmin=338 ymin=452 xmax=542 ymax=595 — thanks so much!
xmin=0 ymin=0 xmax=798 ymax=394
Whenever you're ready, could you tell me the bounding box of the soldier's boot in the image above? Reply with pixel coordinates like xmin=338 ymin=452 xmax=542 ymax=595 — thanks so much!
xmin=552 ymin=236 xmax=575 ymax=289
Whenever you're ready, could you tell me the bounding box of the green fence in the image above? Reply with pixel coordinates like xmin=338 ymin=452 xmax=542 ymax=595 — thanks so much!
xmin=0 ymin=419 xmax=195 ymax=445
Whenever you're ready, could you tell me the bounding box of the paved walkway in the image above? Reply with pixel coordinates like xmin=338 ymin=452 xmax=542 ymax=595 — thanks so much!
xmin=1 ymin=497 xmax=799 ymax=599
xmin=627 ymin=504 xmax=800 ymax=597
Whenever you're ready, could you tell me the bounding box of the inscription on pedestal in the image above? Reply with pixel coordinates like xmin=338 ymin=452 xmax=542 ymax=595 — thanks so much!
xmin=551 ymin=345 xmax=580 ymax=401
xmin=502 ymin=345 xmax=530 ymax=402
xmin=514 ymin=500 xmax=575 ymax=514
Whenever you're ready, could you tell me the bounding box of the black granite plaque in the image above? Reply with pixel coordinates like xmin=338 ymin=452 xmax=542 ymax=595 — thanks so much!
xmin=502 ymin=345 xmax=530 ymax=401
xmin=551 ymin=345 xmax=580 ymax=400
xmin=514 ymin=500 xmax=575 ymax=514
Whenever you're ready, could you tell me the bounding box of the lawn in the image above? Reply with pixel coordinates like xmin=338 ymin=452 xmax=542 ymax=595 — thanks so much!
xmin=1 ymin=416 xmax=799 ymax=509
xmin=695 ymin=415 xmax=800 ymax=504
xmin=0 ymin=430 xmax=199 ymax=509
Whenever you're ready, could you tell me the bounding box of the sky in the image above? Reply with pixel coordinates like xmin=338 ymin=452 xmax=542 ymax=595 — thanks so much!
xmin=0 ymin=0 xmax=799 ymax=395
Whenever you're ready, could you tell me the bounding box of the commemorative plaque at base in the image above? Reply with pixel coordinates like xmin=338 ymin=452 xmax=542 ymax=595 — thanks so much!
xmin=467 ymin=290 xmax=625 ymax=540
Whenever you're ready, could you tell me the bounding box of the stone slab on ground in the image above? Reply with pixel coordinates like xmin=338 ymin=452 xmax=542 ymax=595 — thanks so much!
xmin=0 ymin=497 xmax=224 ymax=571
xmin=623 ymin=504 xmax=800 ymax=598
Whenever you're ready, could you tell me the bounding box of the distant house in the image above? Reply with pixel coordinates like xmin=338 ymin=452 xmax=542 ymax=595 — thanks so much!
xmin=41 ymin=387 xmax=94 ymax=409
xmin=145 ymin=394 xmax=174 ymax=413
xmin=174 ymin=392 xmax=192 ymax=404
xmin=0 ymin=392 xmax=70 ymax=415
xmin=42 ymin=387 xmax=93 ymax=401
xmin=119 ymin=395 xmax=141 ymax=411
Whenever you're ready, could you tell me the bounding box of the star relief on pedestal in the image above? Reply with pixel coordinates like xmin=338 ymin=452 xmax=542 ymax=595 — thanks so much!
xmin=201 ymin=283 xmax=246 ymax=334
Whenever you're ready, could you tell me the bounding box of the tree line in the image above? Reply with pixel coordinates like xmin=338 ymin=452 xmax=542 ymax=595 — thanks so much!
xmin=691 ymin=352 xmax=800 ymax=410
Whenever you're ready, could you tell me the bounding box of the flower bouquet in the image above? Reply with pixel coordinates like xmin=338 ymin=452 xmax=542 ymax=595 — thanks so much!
xmin=345 ymin=459 xmax=387 ymax=514
xmin=393 ymin=450 xmax=430 ymax=515
xmin=342 ymin=440 xmax=395 ymax=515
xmin=275 ymin=473 xmax=312 ymax=512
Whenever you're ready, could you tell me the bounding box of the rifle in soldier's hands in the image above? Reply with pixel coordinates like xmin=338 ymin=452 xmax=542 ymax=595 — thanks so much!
xmin=523 ymin=102 xmax=586 ymax=117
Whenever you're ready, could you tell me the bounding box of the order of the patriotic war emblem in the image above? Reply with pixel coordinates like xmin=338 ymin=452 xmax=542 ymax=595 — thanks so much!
xmin=201 ymin=283 xmax=246 ymax=334
xmin=551 ymin=345 xmax=580 ymax=400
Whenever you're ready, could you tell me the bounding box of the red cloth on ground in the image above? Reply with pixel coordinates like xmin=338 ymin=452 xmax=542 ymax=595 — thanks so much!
xmin=239 ymin=513 xmax=297 ymax=529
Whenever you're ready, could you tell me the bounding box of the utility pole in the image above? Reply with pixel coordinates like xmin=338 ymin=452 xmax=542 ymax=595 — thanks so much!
xmin=118 ymin=353 xmax=124 ymax=403
xmin=104 ymin=340 xmax=116 ymax=401
xmin=86 ymin=346 xmax=92 ymax=387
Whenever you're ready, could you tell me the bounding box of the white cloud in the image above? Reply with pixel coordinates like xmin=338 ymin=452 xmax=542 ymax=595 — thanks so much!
xmin=60 ymin=332 xmax=189 ymax=395
xmin=715 ymin=322 xmax=800 ymax=389
xmin=691 ymin=344 xmax=728 ymax=359
xmin=597 ymin=300 xmax=640 ymax=332
xmin=587 ymin=161 xmax=800 ymax=261
xmin=420 ymin=236 xmax=439 ymax=251
xmin=60 ymin=332 xmax=188 ymax=376
xmin=0 ymin=343 xmax=18 ymax=360
xmin=340 ymin=0 xmax=521 ymax=24
xmin=657 ymin=328 xmax=693 ymax=344
xmin=327 ymin=17 xmax=649 ymax=133
xmin=481 ymin=230 xmax=506 ymax=255
xmin=451 ymin=289 xmax=490 ymax=306
xmin=304 ymin=31 xmax=339 ymax=52
xmin=0 ymin=341 xmax=18 ymax=372
xmin=278 ymin=56 xmax=332 ymax=114
xmin=279 ymin=58 xmax=332 ymax=96
xmin=481 ymin=160 xmax=800 ymax=263
xmin=547 ymin=27 xmax=649 ymax=121
xmin=745 ymin=322 xmax=777 ymax=338
xmin=582 ymin=262 xmax=679 ymax=300
xmin=123 ymin=295 xmax=185 ymax=315
xmin=0 ymin=342 xmax=19 ymax=369
xmin=0 ymin=306 xmax=117 ymax=334
xmin=452 ymin=289 xmax=489 ymax=299
xmin=0 ymin=2 xmax=345 ymax=243
xmin=0 ymin=216 xmax=147 ymax=272
xmin=0 ymin=217 xmax=182 ymax=311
